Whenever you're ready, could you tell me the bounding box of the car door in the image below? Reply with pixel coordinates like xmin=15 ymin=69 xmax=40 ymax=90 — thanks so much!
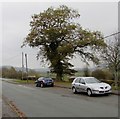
xmin=79 ymin=78 xmax=86 ymax=92
xmin=74 ymin=78 xmax=81 ymax=92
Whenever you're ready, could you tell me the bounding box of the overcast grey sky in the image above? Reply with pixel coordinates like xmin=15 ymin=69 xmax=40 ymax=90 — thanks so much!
xmin=1 ymin=2 xmax=118 ymax=69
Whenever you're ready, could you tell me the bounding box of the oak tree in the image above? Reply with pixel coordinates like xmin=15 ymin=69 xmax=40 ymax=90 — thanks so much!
xmin=23 ymin=5 xmax=106 ymax=81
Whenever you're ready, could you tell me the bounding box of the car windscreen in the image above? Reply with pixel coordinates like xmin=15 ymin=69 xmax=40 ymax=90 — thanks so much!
xmin=43 ymin=78 xmax=53 ymax=81
xmin=85 ymin=77 xmax=101 ymax=84
xmin=38 ymin=77 xmax=44 ymax=81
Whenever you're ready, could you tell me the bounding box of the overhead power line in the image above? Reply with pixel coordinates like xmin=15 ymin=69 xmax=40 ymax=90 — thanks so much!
xmin=3 ymin=53 xmax=21 ymax=62
xmin=104 ymin=32 xmax=120 ymax=39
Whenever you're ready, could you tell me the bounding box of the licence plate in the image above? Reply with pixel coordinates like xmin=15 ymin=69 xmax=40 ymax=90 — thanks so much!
xmin=47 ymin=83 xmax=51 ymax=85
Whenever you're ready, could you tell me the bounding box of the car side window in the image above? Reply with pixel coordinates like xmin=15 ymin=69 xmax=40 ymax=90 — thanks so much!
xmin=80 ymin=78 xmax=85 ymax=84
xmin=75 ymin=78 xmax=80 ymax=83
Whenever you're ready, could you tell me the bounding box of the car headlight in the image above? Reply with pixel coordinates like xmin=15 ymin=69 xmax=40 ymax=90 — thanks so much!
xmin=91 ymin=88 xmax=99 ymax=91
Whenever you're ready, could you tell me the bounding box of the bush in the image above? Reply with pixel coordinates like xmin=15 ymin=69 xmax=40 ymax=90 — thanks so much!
xmin=2 ymin=66 xmax=40 ymax=80
xmin=91 ymin=69 xmax=106 ymax=80
xmin=92 ymin=69 xmax=113 ymax=80
xmin=69 ymin=76 xmax=76 ymax=82
xmin=101 ymin=79 xmax=114 ymax=85
xmin=83 ymin=67 xmax=90 ymax=77
xmin=103 ymin=70 xmax=113 ymax=80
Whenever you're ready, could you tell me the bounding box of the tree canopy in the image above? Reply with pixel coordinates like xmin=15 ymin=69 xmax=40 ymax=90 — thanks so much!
xmin=23 ymin=5 xmax=106 ymax=81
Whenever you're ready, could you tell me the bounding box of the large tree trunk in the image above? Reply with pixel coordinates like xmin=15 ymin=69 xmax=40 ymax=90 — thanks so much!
xmin=56 ymin=73 xmax=63 ymax=81
xmin=55 ymin=60 xmax=63 ymax=81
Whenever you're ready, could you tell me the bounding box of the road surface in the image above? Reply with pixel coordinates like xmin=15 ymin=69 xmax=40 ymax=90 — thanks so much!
xmin=2 ymin=98 xmax=18 ymax=117
xmin=0 ymin=80 xmax=2 ymax=118
xmin=2 ymin=79 xmax=119 ymax=117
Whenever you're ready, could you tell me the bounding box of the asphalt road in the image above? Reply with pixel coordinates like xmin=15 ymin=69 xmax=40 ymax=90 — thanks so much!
xmin=2 ymin=80 xmax=119 ymax=117
xmin=0 ymin=80 xmax=2 ymax=118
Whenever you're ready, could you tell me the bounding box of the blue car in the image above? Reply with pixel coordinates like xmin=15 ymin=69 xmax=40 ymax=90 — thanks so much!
xmin=35 ymin=77 xmax=54 ymax=88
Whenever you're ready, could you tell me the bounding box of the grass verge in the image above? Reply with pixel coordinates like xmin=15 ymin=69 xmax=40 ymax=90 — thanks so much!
xmin=12 ymin=79 xmax=35 ymax=84
xmin=7 ymin=78 xmax=120 ymax=91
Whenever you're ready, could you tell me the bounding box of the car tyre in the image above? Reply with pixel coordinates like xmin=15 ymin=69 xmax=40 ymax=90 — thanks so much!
xmin=72 ymin=87 xmax=77 ymax=94
xmin=36 ymin=83 xmax=38 ymax=87
xmin=87 ymin=89 xmax=92 ymax=96
xmin=40 ymin=83 xmax=44 ymax=88
xmin=51 ymin=84 xmax=54 ymax=87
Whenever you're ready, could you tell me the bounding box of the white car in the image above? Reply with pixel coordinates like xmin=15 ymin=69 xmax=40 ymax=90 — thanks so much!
xmin=72 ymin=77 xmax=112 ymax=96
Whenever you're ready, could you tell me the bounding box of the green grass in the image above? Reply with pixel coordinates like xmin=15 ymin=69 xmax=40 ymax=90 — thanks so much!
xmin=112 ymin=85 xmax=120 ymax=90
xmin=11 ymin=78 xmax=71 ymax=87
xmin=12 ymin=79 xmax=35 ymax=84
xmin=75 ymin=71 xmax=84 ymax=77
xmin=54 ymin=81 xmax=71 ymax=87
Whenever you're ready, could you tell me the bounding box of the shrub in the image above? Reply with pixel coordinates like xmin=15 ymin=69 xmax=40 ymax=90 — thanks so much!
xmin=83 ymin=67 xmax=90 ymax=77
xmin=101 ymin=79 xmax=114 ymax=85
xmin=92 ymin=69 xmax=113 ymax=80
xmin=91 ymin=69 xmax=106 ymax=80
xmin=103 ymin=70 xmax=113 ymax=80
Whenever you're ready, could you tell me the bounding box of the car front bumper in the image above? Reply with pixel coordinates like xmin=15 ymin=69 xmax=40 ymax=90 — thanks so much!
xmin=44 ymin=83 xmax=54 ymax=86
xmin=92 ymin=90 xmax=112 ymax=94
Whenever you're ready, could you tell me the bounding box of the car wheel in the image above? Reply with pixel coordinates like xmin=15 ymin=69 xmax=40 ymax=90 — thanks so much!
xmin=87 ymin=89 xmax=92 ymax=96
xmin=72 ymin=87 xmax=77 ymax=94
xmin=51 ymin=84 xmax=54 ymax=87
xmin=36 ymin=83 xmax=38 ymax=87
xmin=40 ymin=83 xmax=44 ymax=88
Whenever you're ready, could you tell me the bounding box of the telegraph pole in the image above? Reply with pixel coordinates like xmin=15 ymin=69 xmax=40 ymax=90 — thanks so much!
xmin=22 ymin=52 xmax=24 ymax=80
xmin=25 ymin=53 xmax=28 ymax=83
